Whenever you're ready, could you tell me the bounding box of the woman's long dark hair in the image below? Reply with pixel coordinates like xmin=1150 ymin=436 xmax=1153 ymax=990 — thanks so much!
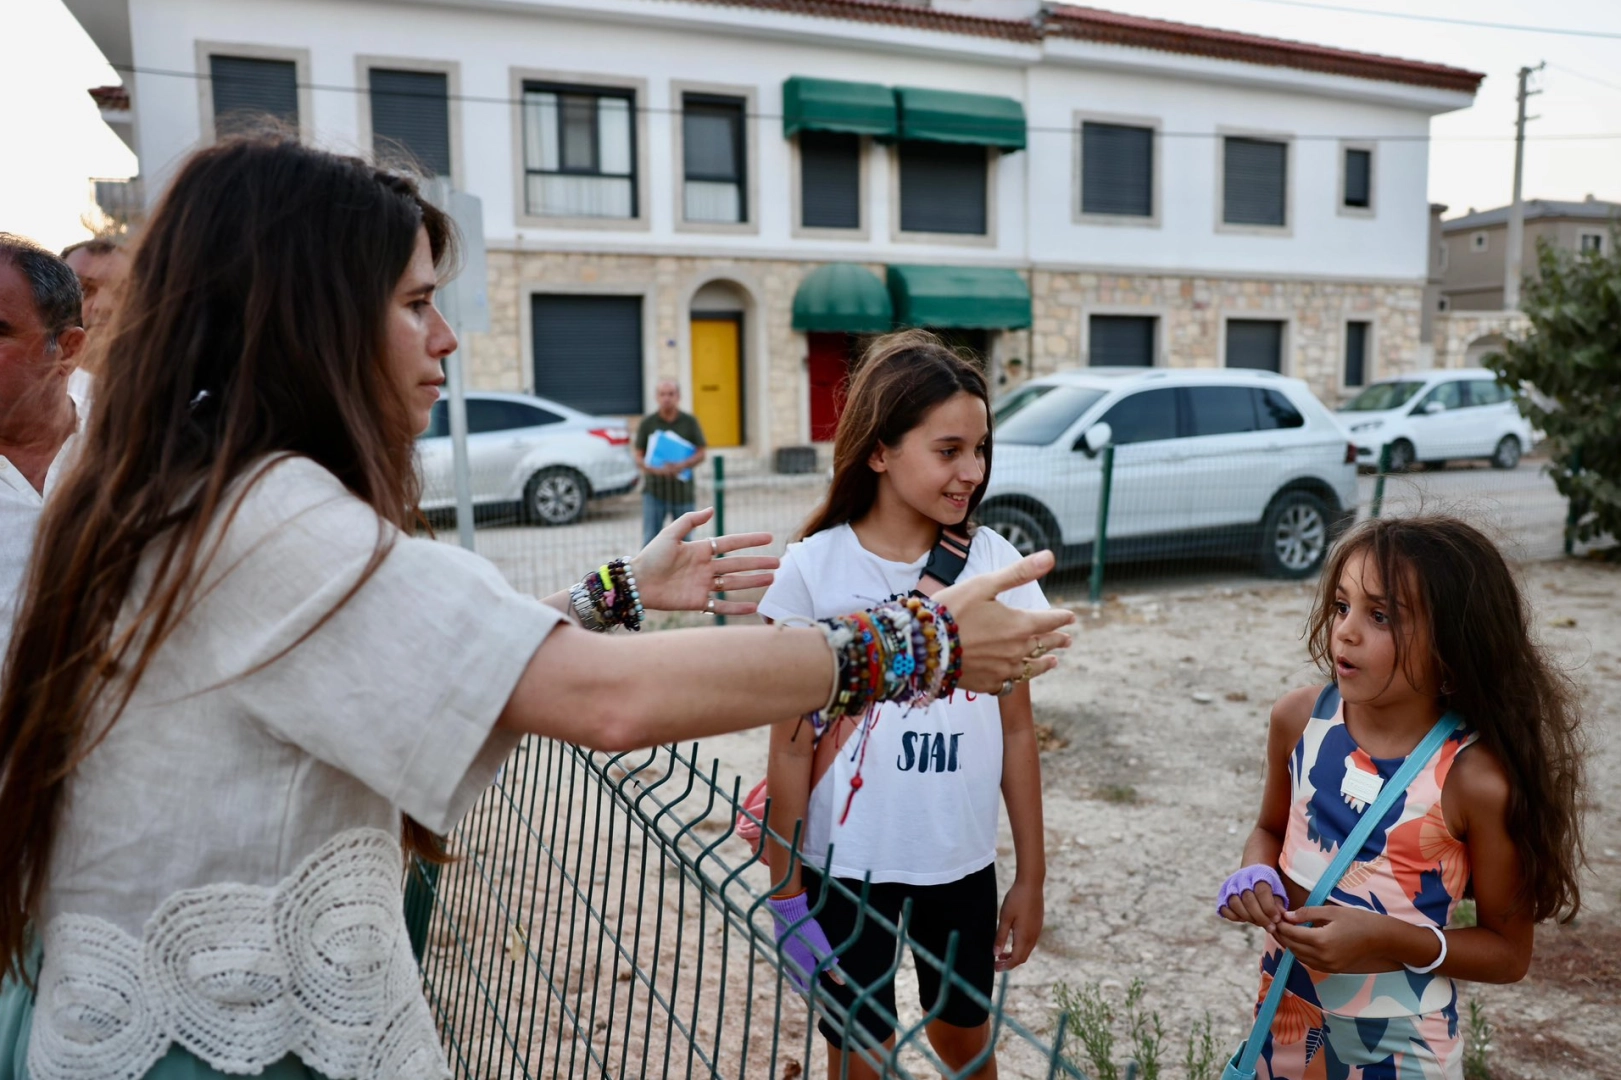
xmin=800 ymin=329 xmax=992 ymax=539
xmin=1306 ymin=516 xmax=1586 ymax=922
xmin=0 ymin=136 xmax=457 ymax=979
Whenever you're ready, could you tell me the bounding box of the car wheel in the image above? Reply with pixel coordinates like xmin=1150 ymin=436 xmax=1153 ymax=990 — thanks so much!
xmin=524 ymin=467 xmax=588 ymax=526
xmin=1491 ymin=435 xmax=1522 ymax=470
xmin=1383 ymin=439 xmax=1415 ymax=473
xmin=1258 ymin=491 xmax=1331 ymax=579
xmin=977 ymin=504 xmax=1049 ymax=558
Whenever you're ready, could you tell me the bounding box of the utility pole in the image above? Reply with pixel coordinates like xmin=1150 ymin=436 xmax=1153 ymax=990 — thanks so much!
xmin=1504 ymin=62 xmax=1544 ymax=311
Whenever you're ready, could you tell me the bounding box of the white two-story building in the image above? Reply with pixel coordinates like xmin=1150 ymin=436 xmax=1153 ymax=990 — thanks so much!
xmin=68 ymin=0 xmax=1480 ymax=452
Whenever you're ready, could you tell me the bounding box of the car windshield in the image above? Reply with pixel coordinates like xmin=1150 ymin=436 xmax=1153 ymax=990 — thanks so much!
xmin=994 ymin=385 xmax=1106 ymax=446
xmin=1341 ymin=381 xmax=1425 ymax=412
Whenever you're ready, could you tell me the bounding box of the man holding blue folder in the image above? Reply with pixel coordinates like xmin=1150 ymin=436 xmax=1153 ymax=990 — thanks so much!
xmin=635 ymin=380 xmax=708 ymax=545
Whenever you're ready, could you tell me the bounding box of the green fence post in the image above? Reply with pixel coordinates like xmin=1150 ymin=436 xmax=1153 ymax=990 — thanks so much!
xmin=404 ymin=856 xmax=441 ymax=965
xmin=1565 ymin=446 xmax=1582 ymax=557
xmin=713 ymin=455 xmax=727 ymax=627
xmin=1088 ymin=444 xmax=1116 ymax=605
xmin=1370 ymin=443 xmax=1390 ymax=519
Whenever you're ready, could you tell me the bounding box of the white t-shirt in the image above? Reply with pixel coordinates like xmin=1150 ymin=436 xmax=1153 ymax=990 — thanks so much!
xmin=757 ymin=523 xmax=1047 ymax=886
xmin=29 ymin=456 xmax=563 ymax=1080
xmin=0 ymin=382 xmax=85 ymax=663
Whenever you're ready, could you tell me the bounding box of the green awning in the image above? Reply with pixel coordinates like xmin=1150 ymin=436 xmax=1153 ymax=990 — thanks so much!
xmin=895 ymin=86 xmax=1026 ymax=150
xmin=782 ymin=77 xmax=898 ymax=139
xmin=887 ymin=265 xmax=1031 ymax=330
xmin=792 ymin=263 xmax=894 ymax=333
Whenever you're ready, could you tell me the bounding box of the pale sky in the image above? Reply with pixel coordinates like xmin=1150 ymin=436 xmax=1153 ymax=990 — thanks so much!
xmin=2 ymin=0 xmax=1618 ymax=252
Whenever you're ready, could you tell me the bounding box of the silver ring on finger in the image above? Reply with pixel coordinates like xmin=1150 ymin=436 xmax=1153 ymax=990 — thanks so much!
xmin=714 ymin=575 xmax=725 ymax=590
xmin=998 ymin=679 xmax=1017 ymax=698
xmin=709 ymin=538 xmax=718 ymax=557
xmin=705 ymin=598 xmax=716 ymax=615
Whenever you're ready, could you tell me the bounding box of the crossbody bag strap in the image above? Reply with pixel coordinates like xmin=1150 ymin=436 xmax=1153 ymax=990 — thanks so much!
xmin=1234 ymin=709 xmax=1463 ymax=1074
xmin=915 ymin=526 xmax=972 ymax=598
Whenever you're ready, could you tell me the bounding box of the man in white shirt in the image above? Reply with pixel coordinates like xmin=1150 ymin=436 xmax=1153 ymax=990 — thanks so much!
xmin=0 ymin=234 xmax=87 ymax=658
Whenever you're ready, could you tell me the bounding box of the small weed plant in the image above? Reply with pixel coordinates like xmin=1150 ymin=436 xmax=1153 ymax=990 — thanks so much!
xmin=1463 ymin=998 xmax=1494 ymax=1080
xmin=1055 ymin=979 xmax=1214 ymax=1080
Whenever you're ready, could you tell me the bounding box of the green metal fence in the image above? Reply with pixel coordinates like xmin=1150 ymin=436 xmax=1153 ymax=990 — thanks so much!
xmin=408 ymin=738 xmax=1089 ymax=1079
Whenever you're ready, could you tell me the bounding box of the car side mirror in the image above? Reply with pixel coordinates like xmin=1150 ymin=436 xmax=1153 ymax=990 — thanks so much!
xmin=1075 ymin=421 xmax=1113 ymax=456
xmin=1422 ymin=400 xmax=1447 ymax=415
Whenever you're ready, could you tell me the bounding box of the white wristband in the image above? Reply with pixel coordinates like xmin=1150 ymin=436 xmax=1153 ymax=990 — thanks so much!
xmin=1404 ymin=924 xmax=1447 ymax=975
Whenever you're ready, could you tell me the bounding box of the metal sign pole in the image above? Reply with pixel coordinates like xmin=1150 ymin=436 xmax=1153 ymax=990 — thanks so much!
xmin=426 ymin=180 xmax=488 ymax=553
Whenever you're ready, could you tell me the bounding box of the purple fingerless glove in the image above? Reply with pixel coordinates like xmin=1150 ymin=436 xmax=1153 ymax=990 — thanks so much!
xmin=767 ymin=892 xmax=837 ymax=994
xmin=1216 ymin=864 xmax=1290 ymax=917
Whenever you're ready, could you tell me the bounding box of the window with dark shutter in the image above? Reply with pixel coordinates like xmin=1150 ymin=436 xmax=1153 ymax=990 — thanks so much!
xmin=1344 ymin=321 xmax=1369 ymax=387
xmin=1343 ymin=148 xmax=1371 ymax=209
xmin=1088 ymin=315 xmax=1156 ymax=366
xmin=1223 ymin=137 xmax=1287 ymax=227
xmin=898 ymin=142 xmax=987 ymax=235
xmin=1081 ymin=122 xmax=1153 ymax=217
xmin=531 ymin=295 xmax=644 ymax=415
xmin=1225 ymin=319 xmax=1285 ymax=372
xmin=800 ymin=131 xmax=860 ymax=229
xmin=684 ymin=95 xmax=746 ymax=224
xmin=210 ymin=56 xmax=297 ymax=136
xmin=369 ymin=69 xmax=450 ymax=177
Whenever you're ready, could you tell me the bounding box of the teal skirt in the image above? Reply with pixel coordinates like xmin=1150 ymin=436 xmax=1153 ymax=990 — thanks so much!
xmin=1 ymin=934 xmax=332 ymax=1080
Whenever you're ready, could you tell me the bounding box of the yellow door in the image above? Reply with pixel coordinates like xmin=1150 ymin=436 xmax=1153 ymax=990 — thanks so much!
xmin=690 ymin=318 xmax=743 ymax=447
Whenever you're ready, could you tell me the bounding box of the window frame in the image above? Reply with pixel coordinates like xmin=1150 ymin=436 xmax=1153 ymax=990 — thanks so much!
xmin=672 ymin=81 xmax=759 ymax=236
xmin=1579 ymin=232 xmax=1604 ymax=254
xmin=1072 ymin=110 xmax=1162 ymax=228
xmin=196 ymin=41 xmax=312 ymax=144
xmin=889 ymin=141 xmax=998 ymax=248
xmin=1337 ymin=141 xmax=1375 ymax=218
xmin=1218 ymin=313 xmax=1294 ymax=375
xmin=1471 ymin=231 xmax=1489 ymax=253
xmin=1340 ymin=317 xmax=1374 ymax=393
xmin=356 ymin=56 xmax=462 ymax=186
xmin=791 ymin=131 xmax=868 ymax=240
xmin=1082 ymin=307 xmax=1165 ymax=367
xmin=1215 ymin=127 xmax=1294 ymax=237
xmin=509 ymin=68 xmax=649 ymax=232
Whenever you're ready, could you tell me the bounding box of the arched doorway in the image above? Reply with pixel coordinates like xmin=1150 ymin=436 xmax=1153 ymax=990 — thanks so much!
xmin=1463 ymin=333 xmax=1507 ymax=368
xmin=689 ymin=280 xmax=748 ymax=448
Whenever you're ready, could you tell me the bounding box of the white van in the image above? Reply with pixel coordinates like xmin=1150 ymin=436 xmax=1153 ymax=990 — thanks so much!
xmin=981 ymin=369 xmax=1357 ymax=578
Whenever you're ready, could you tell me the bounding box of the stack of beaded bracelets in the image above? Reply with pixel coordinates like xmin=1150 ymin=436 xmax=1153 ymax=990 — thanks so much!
xmin=568 ymin=557 xmax=645 ymax=633
xmin=808 ymin=595 xmax=962 ymax=733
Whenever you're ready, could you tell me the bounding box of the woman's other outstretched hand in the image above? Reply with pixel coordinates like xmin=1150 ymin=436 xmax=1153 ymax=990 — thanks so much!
xmin=632 ymin=507 xmax=778 ymax=616
xmin=936 ymin=551 xmax=1074 ymax=694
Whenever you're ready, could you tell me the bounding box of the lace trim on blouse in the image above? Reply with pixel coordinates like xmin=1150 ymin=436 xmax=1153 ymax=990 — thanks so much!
xmin=30 ymin=828 xmax=448 ymax=1080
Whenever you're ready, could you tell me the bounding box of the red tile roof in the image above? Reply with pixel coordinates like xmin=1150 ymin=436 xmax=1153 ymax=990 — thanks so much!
xmin=1046 ymin=6 xmax=1483 ymax=93
xmin=679 ymin=1 xmax=1482 ymax=93
xmin=89 ymin=85 xmax=130 ymax=110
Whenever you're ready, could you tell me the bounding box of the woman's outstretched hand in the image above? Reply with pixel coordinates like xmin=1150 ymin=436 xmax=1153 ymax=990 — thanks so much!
xmin=632 ymin=507 xmax=779 ymax=617
xmin=936 ymin=551 xmax=1074 ymax=694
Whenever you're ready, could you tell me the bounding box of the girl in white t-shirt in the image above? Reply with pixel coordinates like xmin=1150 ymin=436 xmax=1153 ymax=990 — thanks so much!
xmin=0 ymin=140 xmax=1074 ymax=1080
xmin=759 ymin=330 xmax=1049 ymax=1080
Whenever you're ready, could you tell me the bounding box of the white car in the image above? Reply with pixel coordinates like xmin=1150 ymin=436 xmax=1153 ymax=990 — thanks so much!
xmin=1337 ymin=368 xmax=1537 ymax=472
xmin=980 ymin=369 xmax=1358 ymax=578
xmin=416 ymin=391 xmax=639 ymax=526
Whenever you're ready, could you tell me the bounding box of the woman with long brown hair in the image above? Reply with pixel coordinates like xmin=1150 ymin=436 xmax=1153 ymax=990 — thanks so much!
xmin=0 ymin=138 xmax=1072 ymax=1080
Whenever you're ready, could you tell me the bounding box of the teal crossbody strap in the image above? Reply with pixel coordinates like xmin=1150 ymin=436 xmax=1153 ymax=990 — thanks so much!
xmin=1230 ymin=705 xmax=1462 ymax=1077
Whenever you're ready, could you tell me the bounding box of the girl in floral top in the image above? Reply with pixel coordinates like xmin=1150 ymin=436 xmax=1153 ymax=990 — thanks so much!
xmin=1219 ymin=516 xmax=1584 ymax=1080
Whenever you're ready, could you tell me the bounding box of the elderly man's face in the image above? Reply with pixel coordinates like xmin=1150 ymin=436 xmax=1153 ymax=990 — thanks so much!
xmin=656 ymin=383 xmax=680 ymax=413
xmin=64 ymin=247 xmax=129 ymax=334
xmin=0 ymin=263 xmax=79 ymax=428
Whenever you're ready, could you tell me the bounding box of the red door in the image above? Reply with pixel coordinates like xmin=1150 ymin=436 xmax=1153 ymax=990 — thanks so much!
xmin=808 ymin=332 xmax=851 ymax=443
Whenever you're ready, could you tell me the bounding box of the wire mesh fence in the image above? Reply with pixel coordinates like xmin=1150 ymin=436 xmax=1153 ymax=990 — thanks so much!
xmin=409 ymin=739 xmax=1091 ymax=1079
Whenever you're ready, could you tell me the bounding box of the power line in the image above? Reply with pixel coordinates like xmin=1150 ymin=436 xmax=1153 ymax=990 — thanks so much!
xmin=1550 ymin=62 xmax=1621 ymax=95
xmin=1232 ymin=0 xmax=1621 ymax=40
xmin=106 ymin=63 xmax=1621 ymax=142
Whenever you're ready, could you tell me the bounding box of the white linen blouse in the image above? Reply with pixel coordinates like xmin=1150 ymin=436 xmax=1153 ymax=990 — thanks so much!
xmin=28 ymin=455 xmax=563 ymax=1080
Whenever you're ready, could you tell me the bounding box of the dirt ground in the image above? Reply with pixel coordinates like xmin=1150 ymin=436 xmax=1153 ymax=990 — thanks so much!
xmin=691 ymin=555 xmax=1621 ymax=1079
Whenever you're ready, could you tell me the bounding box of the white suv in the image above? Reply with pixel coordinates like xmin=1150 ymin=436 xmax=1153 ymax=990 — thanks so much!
xmin=1337 ymin=368 xmax=1538 ymax=472
xmin=981 ymin=369 xmax=1357 ymax=578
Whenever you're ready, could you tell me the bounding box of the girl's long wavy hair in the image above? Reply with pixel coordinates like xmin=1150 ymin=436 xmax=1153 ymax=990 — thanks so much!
xmin=0 ymin=136 xmax=457 ymax=980
xmin=1307 ymin=516 xmax=1585 ymax=922
xmin=799 ymin=329 xmax=992 ymax=539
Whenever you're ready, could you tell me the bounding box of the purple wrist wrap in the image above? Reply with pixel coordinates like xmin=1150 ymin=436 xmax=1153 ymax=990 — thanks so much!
xmin=767 ymin=893 xmax=838 ymax=994
xmin=1217 ymin=864 xmax=1290 ymax=916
